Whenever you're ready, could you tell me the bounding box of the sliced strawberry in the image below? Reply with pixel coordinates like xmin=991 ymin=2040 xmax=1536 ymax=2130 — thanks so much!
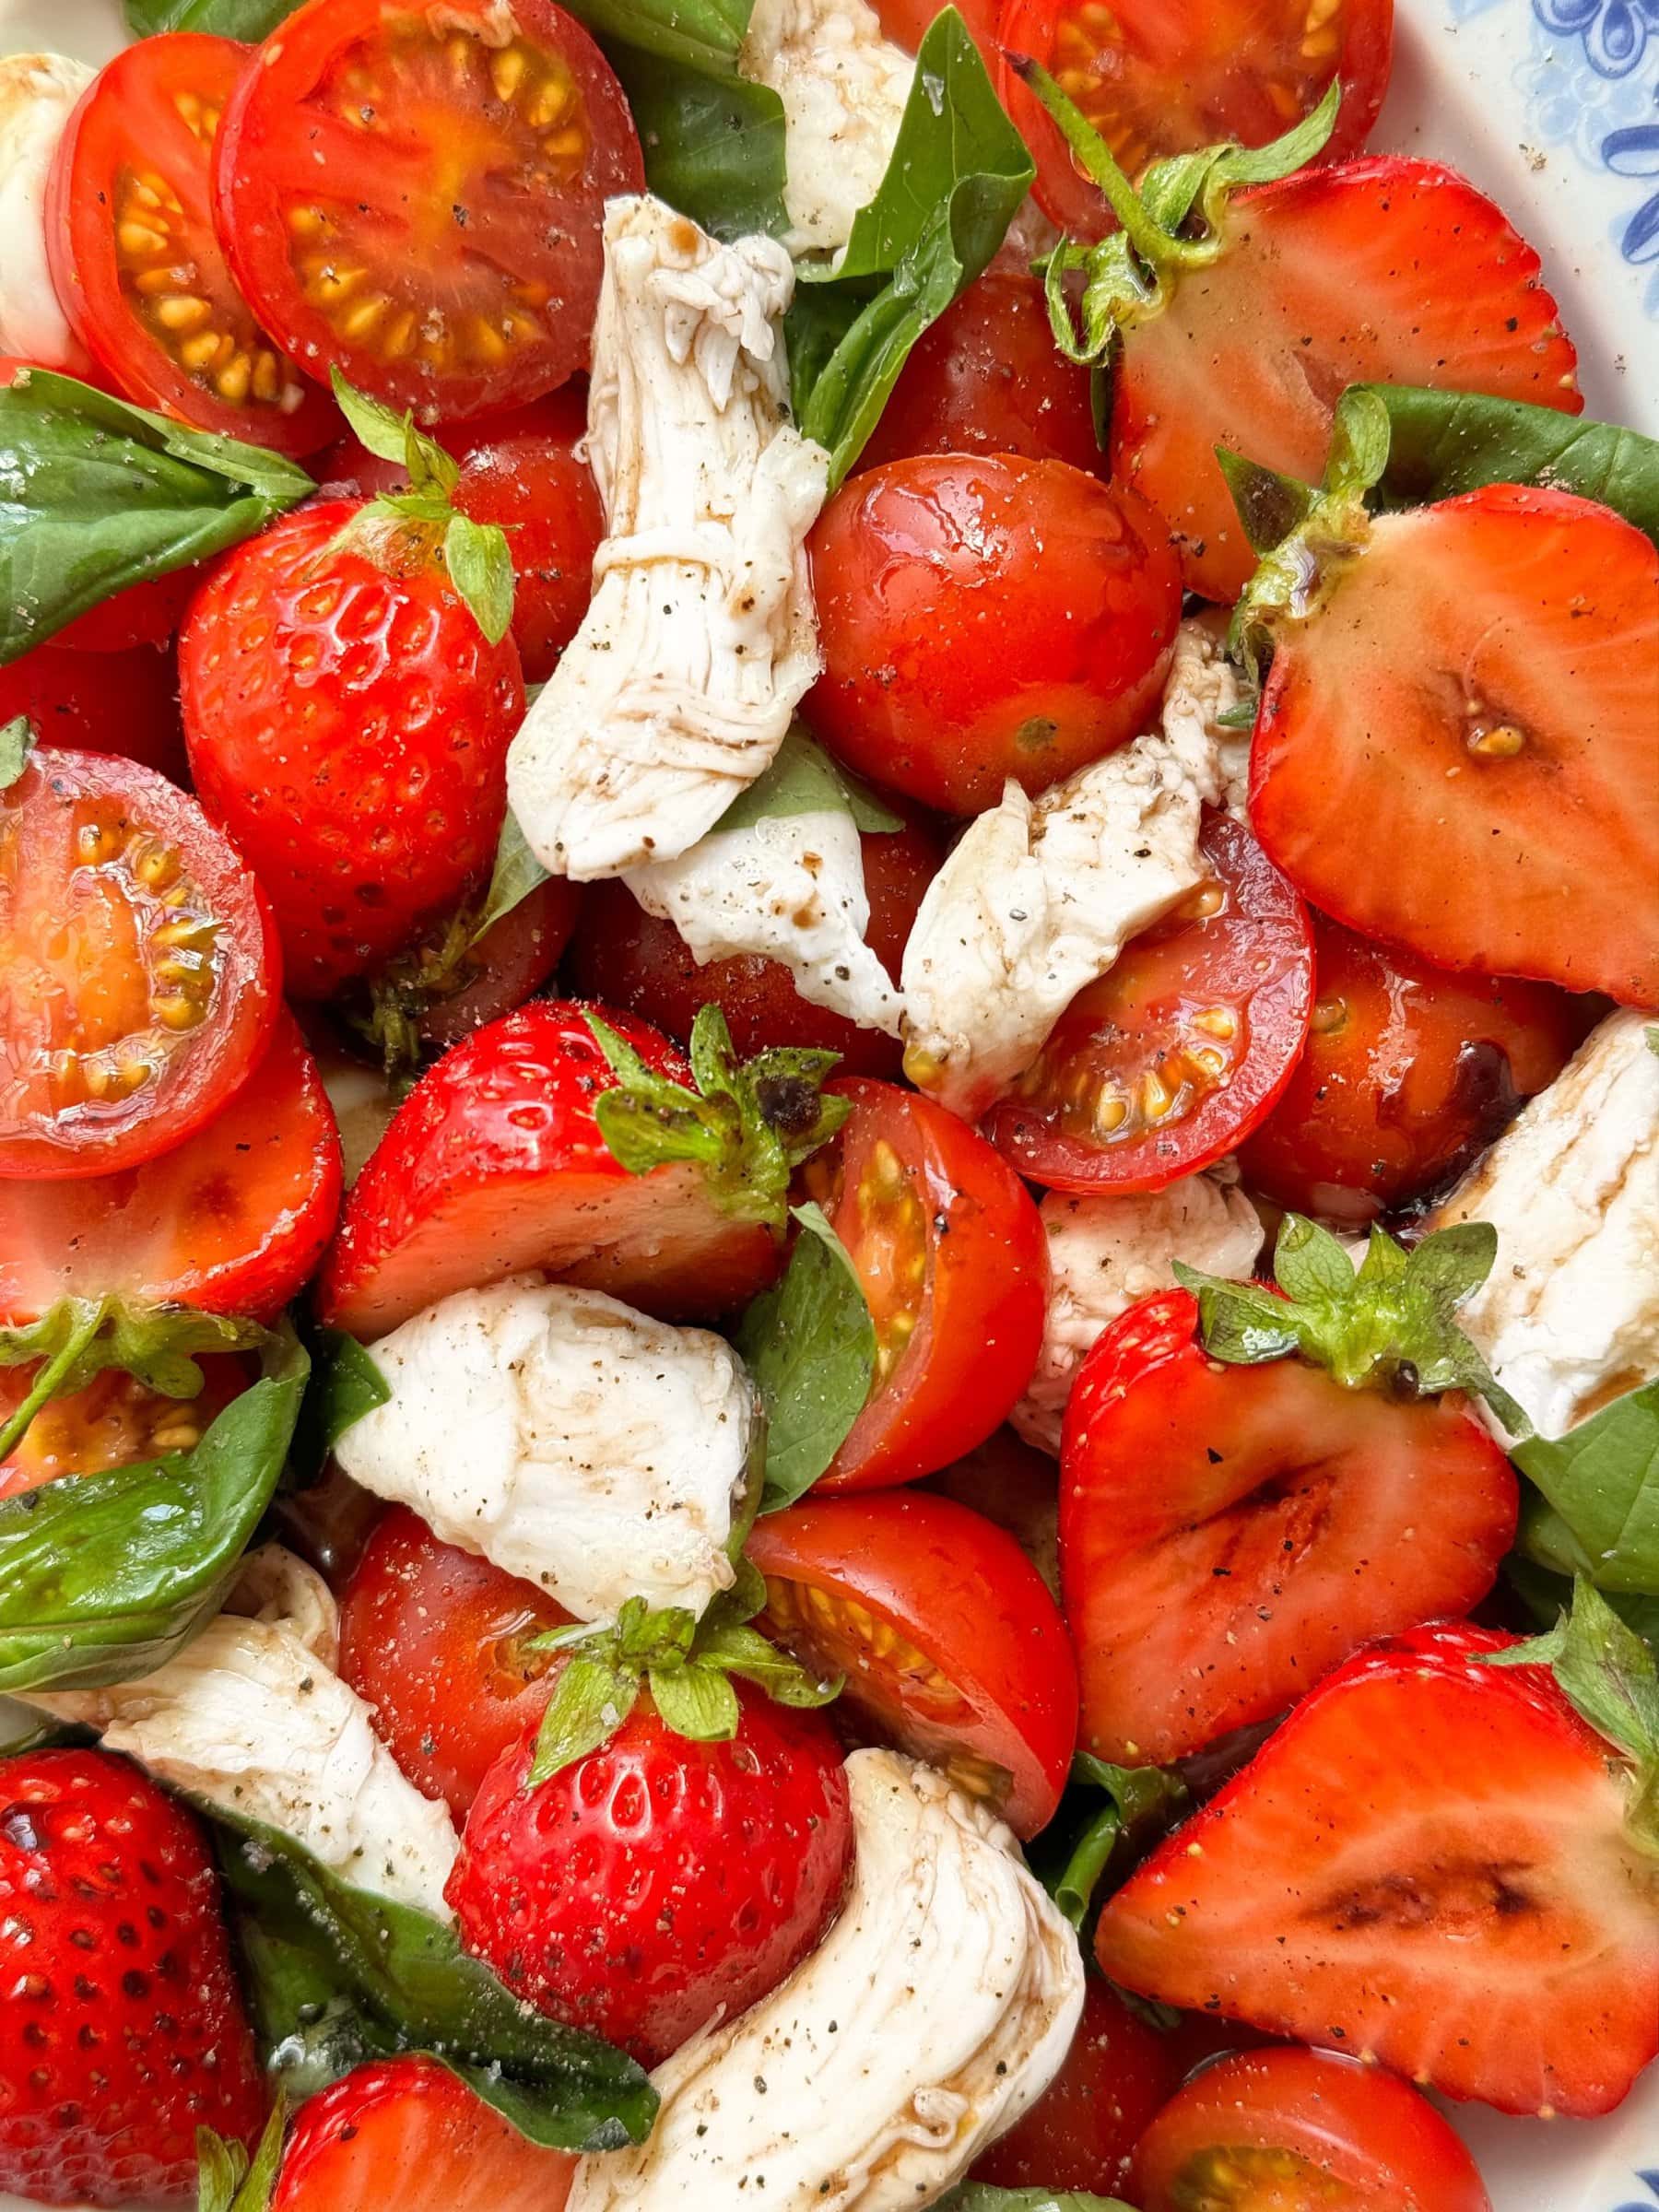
xmin=315 ymin=1001 xmax=845 ymax=1338
xmin=271 ymin=2055 xmax=577 ymax=2212
xmin=1250 ymin=483 xmax=1659 ymax=1006
xmin=1112 ymin=159 xmax=1581 ymax=599
xmin=1092 ymin=1628 xmax=1659 ymax=2116
xmin=1060 ymin=1288 xmax=1516 ymax=1763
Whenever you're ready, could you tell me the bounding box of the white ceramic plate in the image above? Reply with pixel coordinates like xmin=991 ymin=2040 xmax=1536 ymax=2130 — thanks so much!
xmin=0 ymin=0 xmax=1654 ymax=2203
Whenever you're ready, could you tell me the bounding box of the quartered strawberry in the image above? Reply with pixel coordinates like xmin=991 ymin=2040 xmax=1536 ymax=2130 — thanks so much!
xmin=315 ymin=1000 xmax=846 ymax=1338
xmin=0 ymin=1747 xmax=265 ymax=2206
xmin=1249 ymin=483 xmax=1659 ymax=1006
xmin=1093 ymin=1624 xmax=1659 ymax=2117
xmin=270 ymin=2056 xmax=577 ymax=2212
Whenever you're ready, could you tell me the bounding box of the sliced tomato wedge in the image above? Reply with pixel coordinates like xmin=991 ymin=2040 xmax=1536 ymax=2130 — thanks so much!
xmin=0 ymin=1355 xmax=248 ymax=1501
xmin=213 ymin=0 xmax=645 ymax=421
xmin=747 ymin=1489 xmax=1078 ymax=1836
xmin=45 ymin=37 xmax=337 ymax=454
xmin=0 ymin=747 xmax=280 ymax=1180
xmin=998 ymin=0 xmax=1394 ymax=238
xmin=0 ymin=1013 xmax=340 ymax=1322
xmin=806 ymin=1077 xmax=1049 ymax=1490
xmin=985 ymin=813 xmax=1314 ymax=1194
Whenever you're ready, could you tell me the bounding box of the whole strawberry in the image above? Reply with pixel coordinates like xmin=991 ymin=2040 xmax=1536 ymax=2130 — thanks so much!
xmin=180 ymin=382 xmax=524 ymax=999
xmin=0 ymin=1747 xmax=265 ymax=2206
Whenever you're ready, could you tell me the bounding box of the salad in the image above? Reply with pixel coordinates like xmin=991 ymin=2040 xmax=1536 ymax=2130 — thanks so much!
xmin=0 ymin=0 xmax=1654 ymax=2205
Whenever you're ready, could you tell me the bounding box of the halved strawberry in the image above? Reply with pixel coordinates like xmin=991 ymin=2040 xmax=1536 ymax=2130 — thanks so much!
xmin=315 ymin=1001 xmax=846 ymax=1339
xmin=269 ymin=2056 xmax=577 ymax=2212
xmin=1092 ymin=1625 xmax=1659 ymax=2116
xmin=1249 ymin=483 xmax=1659 ymax=1006
xmin=1060 ymin=1287 xmax=1516 ymax=1764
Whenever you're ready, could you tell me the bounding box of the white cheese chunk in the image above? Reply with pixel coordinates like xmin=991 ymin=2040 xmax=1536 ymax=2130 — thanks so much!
xmin=30 ymin=1547 xmax=457 ymax=1917
xmin=0 ymin=54 xmax=92 ymax=369
xmin=567 ymin=1747 xmax=1084 ymax=2211
xmin=1013 ymin=1175 xmax=1265 ymax=1453
xmin=738 ymin=0 xmax=914 ymax=258
xmin=507 ymin=195 xmax=828 ymax=881
xmin=624 ymin=804 xmax=902 ymax=1034
xmin=1428 ymin=1008 xmax=1659 ymax=1441
xmin=900 ymin=618 xmax=1249 ymax=1122
xmin=332 ymin=1277 xmax=757 ymax=1623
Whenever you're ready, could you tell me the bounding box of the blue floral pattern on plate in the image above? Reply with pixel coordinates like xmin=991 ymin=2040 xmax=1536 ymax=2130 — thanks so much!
xmin=1610 ymin=2170 xmax=1659 ymax=2212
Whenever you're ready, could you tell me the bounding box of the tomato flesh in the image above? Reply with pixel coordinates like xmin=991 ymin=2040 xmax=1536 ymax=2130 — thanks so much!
xmin=747 ymin=1489 xmax=1078 ymax=1836
xmin=985 ymin=812 xmax=1314 ymax=1194
xmin=0 ymin=747 xmax=280 ymax=1180
xmin=0 ymin=1355 xmax=247 ymax=1501
xmin=214 ymin=0 xmax=644 ymax=421
xmin=46 ymin=37 xmax=337 ymax=454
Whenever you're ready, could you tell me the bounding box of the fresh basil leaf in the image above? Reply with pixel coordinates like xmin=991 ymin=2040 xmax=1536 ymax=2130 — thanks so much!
xmin=0 ymin=370 xmax=313 ymax=662
xmin=1358 ymin=384 xmax=1659 ymax=547
xmin=210 ymin=1806 xmax=656 ymax=2151
xmin=568 ymin=0 xmax=754 ymax=76
xmin=1480 ymin=1578 xmax=1659 ymax=1778
xmin=0 ymin=717 xmax=33 ymax=790
xmin=125 ymin=0 xmax=300 ymax=33
xmin=1505 ymin=1549 xmax=1659 ymax=1653
xmin=467 ymin=808 xmax=551 ymax=947
xmin=714 ymin=724 xmax=902 ymax=837
xmin=1512 ymin=1380 xmax=1659 ymax=1595
xmin=613 ymin=48 xmax=789 ymax=239
xmin=0 ymin=1705 xmax=91 ymax=1759
xmin=0 ymin=1325 xmax=308 ymax=1696
xmin=1215 ymin=446 xmax=1316 ymax=556
xmin=938 ymin=2184 xmax=1138 ymax=2211
xmin=292 ymin=1328 xmax=390 ymax=1479
xmin=1030 ymin=1753 xmax=1189 ymax=1929
xmin=737 ymin=1202 xmax=876 ymax=1510
xmin=789 ymin=11 xmax=1032 ymax=486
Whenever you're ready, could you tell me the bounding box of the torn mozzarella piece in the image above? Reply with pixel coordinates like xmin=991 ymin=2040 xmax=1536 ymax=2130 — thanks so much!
xmin=625 ymin=805 xmax=902 ymax=1034
xmin=0 ymin=54 xmax=93 ymax=368
xmin=30 ymin=1547 xmax=457 ymax=1916
xmin=332 ymin=1277 xmax=758 ymax=1623
xmin=738 ymin=0 xmax=914 ymax=257
xmin=507 ymin=196 xmax=828 ymax=881
xmin=900 ymin=619 xmax=1249 ymax=1121
xmin=567 ymin=1747 xmax=1084 ymax=2210
xmin=1428 ymin=1008 xmax=1659 ymax=1441
xmin=1013 ymin=1176 xmax=1265 ymax=1453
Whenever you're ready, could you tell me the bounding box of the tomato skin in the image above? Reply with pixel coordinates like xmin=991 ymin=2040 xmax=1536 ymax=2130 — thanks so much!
xmin=213 ymin=0 xmax=644 ymax=422
xmin=0 ymin=1013 xmax=340 ymax=1323
xmin=971 ymin=1976 xmax=1185 ymax=2195
xmin=567 ymin=810 xmax=944 ymax=1079
xmin=806 ymin=454 xmax=1182 ymax=816
xmin=854 ymin=274 xmax=1104 ymax=477
xmin=985 ymin=812 xmax=1315 ymax=1194
xmin=1238 ymin=915 xmax=1592 ymax=1226
xmin=45 ymin=37 xmax=338 ymax=455
xmin=747 ymin=1489 xmax=1078 ymax=1836
xmin=338 ymin=1505 xmax=571 ymax=1819
xmin=0 ymin=642 xmax=186 ymax=781
xmin=0 ymin=747 xmax=281 ymax=1180
xmin=813 ymin=1078 xmax=1049 ymax=1490
xmin=1130 ymin=2047 xmax=1491 ymax=2212
xmin=416 ymin=877 xmax=583 ymax=1053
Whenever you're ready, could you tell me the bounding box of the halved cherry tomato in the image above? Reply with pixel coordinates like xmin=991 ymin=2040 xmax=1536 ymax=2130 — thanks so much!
xmin=0 ymin=1013 xmax=340 ymax=1323
xmin=854 ymin=273 xmax=1105 ymax=477
xmin=568 ymin=809 xmax=945 ymax=1080
xmin=45 ymin=38 xmax=338 ymax=454
xmin=0 ymin=643 xmax=186 ymax=782
xmin=0 ymin=1356 xmax=248 ymax=1502
xmin=0 ymin=747 xmax=280 ymax=1180
xmin=970 ymin=1975 xmax=1187 ymax=2195
xmin=323 ymin=386 xmax=603 ymax=681
xmin=338 ymin=1504 xmax=571 ymax=1818
xmin=213 ymin=0 xmax=644 ymax=422
xmin=805 ymin=1077 xmax=1049 ymax=1489
xmin=806 ymin=453 xmax=1182 ymax=815
xmin=1130 ymin=2047 xmax=1491 ymax=2212
xmin=747 ymin=1489 xmax=1077 ymax=1836
xmin=999 ymin=0 xmax=1394 ymax=240
xmin=1238 ymin=913 xmax=1593 ymax=1226
xmin=985 ymin=813 xmax=1314 ymax=1194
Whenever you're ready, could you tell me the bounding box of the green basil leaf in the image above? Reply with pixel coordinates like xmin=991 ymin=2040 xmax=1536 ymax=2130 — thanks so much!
xmin=938 ymin=2183 xmax=1139 ymax=2210
xmin=1513 ymin=1380 xmax=1659 ymax=1595
xmin=0 ymin=1325 xmax=308 ymax=1696
xmin=737 ymin=1202 xmax=876 ymax=1511
xmin=469 ymin=808 xmax=552 ymax=947
xmin=125 ymin=0 xmax=300 ymax=33
xmin=292 ymin=1328 xmax=391 ymax=1479
xmin=0 ymin=717 xmax=34 ymax=790
xmin=1505 ymin=1549 xmax=1659 ymax=1653
xmin=613 ymin=48 xmax=789 ymax=239
xmin=714 ymin=724 xmax=903 ymax=837
xmin=1479 ymin=1578 xmax=1659 ymax=1771
xmin=1359 ymin=384 xmax=1659 ymax=547
xmin=0 ymin=370 xmax=313 ymax=662
xmin=1030 ymin=1753 xmax=1188 ymax=1928
xmin=789 ymin=10 xmax=1033 ymax=487
xmin=209 ymin=1806 xmax=657 ymax=2151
